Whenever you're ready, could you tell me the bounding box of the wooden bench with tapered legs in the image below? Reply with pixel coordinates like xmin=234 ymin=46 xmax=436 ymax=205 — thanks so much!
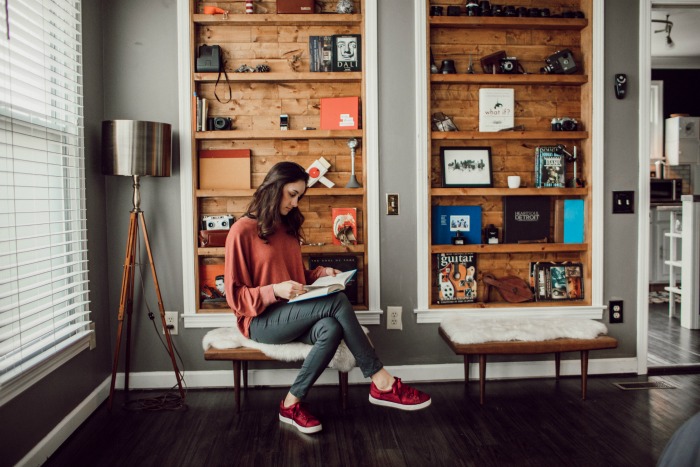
xmin=205 ymin=346 xmax=349 ymax=412
xmin=439 ymin=327 xmax=618 ymax=405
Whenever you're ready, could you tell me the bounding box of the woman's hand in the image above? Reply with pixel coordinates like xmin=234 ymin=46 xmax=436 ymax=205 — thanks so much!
xmin=273 ymin=280 xmax=306 ymax=300
xmin=324 ymin=267 xmax=341 ymax=277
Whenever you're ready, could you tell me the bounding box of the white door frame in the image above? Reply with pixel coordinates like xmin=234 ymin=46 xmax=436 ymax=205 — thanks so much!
xmin=637 ymin=0 xmax=700 ymax=374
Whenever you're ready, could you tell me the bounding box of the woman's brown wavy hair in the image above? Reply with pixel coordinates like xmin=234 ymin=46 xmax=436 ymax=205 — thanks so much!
xmin=244 ymin=161 xmax=309 ymax=242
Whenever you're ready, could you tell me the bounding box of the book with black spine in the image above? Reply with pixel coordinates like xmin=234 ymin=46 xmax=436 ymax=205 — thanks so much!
xmin=502 ymin=196 xmax=551 ymax=244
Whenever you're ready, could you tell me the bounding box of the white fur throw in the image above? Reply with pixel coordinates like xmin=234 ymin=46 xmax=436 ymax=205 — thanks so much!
xmin=440 ymin=317 xmax=608 ymax=345
xmin=202 ymin=326 xmax=367 ymax=373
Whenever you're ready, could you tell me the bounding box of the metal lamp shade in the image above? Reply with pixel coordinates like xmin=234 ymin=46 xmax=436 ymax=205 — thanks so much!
xmin=102 ymin=120 xmax=172 ymax=177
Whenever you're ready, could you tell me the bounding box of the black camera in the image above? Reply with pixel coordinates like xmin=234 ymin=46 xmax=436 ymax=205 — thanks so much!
xmin=447 ymin=6 xmax=462 ymax=16
xmin=499 ymin=57 xmax=520 ymax=74
xmin=541 ymin=49 xmax=578 ymax=75
xmin=196 ymin=45 xmax=223 ymax=73
xmin=551 ymin=117 xmax=579 ymax=131
xmin=212 ymin=117 xmax=233 ymax=131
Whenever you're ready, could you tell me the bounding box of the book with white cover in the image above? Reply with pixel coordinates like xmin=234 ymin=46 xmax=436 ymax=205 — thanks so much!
xmin=479 ymin=88 xmax=514 ymax=132
xmin=289 ymin=269 xmax=357 ymax=303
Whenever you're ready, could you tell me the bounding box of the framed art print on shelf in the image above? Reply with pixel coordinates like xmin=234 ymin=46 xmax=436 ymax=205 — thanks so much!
xmin=440 ymin=147 xmax=493 ymax=188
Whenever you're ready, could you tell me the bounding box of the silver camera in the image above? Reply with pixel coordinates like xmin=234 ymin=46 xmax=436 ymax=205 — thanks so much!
xmin=202 ymin=215 xmax=235 ymax=230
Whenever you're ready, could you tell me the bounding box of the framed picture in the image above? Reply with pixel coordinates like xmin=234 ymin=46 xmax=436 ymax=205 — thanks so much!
xmin=440 ymin=147 xmax=493 ymax=188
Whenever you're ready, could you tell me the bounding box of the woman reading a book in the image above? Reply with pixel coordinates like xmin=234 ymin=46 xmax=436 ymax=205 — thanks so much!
xmin=224 ymin=161 xmax=430 ymax=434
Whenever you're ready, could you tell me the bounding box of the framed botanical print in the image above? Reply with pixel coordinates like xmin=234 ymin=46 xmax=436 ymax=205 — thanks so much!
xmin=440 ymin=146 xmax=493 ymax=188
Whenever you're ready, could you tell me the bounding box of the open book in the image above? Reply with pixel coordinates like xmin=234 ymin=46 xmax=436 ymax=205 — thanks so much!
xmin=288 ymin=269 xmax=357 ymax=303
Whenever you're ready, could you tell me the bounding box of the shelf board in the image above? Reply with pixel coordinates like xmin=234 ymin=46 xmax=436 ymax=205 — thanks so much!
xmin=198 ymin=244 xmax=366 ymax=257
xmin=301 ymin=244 xmax=365 ymax=254
xmin=665 ymin=232 xmax=683 ymax=238
xmin=431 ymin=74 xmax=588 ymax=86
xmin=664 ymin=260 xmax=682 ymax=268
xmin=431 ymin=187 xmax=587 ymax=196
xmin=431 ymin=243 xmax=587 ymax=254
xmin=197 ymin=304 xmax=370 ymax=313
xmin=193 ymin=13 xmax=362 ymax=26
xmin=196 ymin=130 xmax=363 ymax=140
xmin=664 ymin=286 xmax=682 ymax=295
xmin=431 ymin=131 xmax=588 ymax=140
xmin=196 ymin=187 xmax=364 ymax=198
xmin=430 ymin=299 xmax=590 ymax=309
xmin=430 ymin=16 xmax=588 ymax=30
xmin=194 ymin=72 xmax=362 ymax=83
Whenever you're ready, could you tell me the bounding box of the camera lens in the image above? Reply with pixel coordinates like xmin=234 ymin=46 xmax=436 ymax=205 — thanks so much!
xmin=516 ymin=7 xmax=528 ymax=17
xmin=213 ymin=117 xmax=228 ymax=130
xmin=466 ymin=3 xmax=480 ymax=16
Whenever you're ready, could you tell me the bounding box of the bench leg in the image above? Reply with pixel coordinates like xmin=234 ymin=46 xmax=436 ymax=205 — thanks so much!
xmin=464 ymin=355 xmax=470 ymax=384
xmin=233 ymin=361 xmax=241 ymax=413
xmin=580 ymin=350 xmax=589 ymax=400
xmin=479 ymin=354 xmax=486 ymax=406
xmin=243 ymin=361 xmax=249 ymax=390
xmin=339 ymin=371 xmax=349 ymax=410
xmin=555 ymin=352 xmax=561 ymax=380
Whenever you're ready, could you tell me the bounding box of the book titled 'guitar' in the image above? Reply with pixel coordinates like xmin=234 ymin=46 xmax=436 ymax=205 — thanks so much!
xmin=436 ymin=253 xmax=477 ymax=304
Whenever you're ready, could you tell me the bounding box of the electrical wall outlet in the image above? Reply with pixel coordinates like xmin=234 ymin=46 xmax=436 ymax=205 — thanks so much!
xmin=609 ymin=300 xmax=623 ymax=323
xmin=387 ymin=306 xmax=402 ymax=330
xmin=164 ymin=311 xmax=179 ymax=335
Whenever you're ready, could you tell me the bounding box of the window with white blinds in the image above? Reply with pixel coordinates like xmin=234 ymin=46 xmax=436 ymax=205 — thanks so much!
xmin=0 ymin=0 xmax=91 ymax=404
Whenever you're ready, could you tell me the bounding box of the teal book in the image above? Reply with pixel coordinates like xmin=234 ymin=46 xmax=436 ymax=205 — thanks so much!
xmin=563 ymin=199 xmax=584 ymax=243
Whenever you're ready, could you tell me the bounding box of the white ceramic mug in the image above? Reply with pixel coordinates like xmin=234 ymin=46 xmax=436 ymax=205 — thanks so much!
xmin=507 ymin=175 xmax=521 ymax=189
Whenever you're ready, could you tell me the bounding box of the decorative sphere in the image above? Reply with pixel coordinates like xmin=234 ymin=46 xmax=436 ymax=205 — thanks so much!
xmin=336 ymin=0 xmax=354 ymax=14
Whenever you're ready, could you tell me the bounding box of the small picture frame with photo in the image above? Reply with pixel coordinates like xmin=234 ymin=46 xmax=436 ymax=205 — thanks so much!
xmin=440 ymin=146 xmax=493 ymax=188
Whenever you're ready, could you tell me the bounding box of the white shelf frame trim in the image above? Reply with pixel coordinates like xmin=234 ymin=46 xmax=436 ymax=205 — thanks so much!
xmin=176 ymin=0 xmax=382 ymax=327
xmin=413 ymin=0 xmax=605 ymax=323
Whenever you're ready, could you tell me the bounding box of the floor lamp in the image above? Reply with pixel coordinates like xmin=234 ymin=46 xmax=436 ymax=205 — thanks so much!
xmin=102 ymin=120 xmax=184 ymax=409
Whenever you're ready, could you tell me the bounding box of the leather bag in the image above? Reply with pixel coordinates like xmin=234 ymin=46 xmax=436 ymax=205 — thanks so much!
xmin=482 ymin=273 xmax=534 ymax=303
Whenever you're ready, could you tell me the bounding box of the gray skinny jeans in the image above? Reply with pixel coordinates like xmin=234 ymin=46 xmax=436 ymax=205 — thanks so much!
xmin=249 ymin=292 xmax=383 ymax=400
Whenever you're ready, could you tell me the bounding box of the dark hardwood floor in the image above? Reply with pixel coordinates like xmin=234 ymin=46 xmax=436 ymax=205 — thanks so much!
xmin=46 ymin=373 xmax=700 ymax=467
xmin=648 ymin=301 xmax=700 ymax=366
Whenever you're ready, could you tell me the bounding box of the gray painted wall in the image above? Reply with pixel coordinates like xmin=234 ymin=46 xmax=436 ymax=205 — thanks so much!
xmin=1 ymin=1 xmax=644 ymax=464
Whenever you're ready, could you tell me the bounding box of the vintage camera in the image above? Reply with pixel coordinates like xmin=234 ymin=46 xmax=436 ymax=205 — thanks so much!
xmin=541 ymin=49 xmax=578 ymax=75
xmin=499 ymin=57 xmax=520 ymax=74
xmin=202 ymin=215 xmax=235 ymax=230
xmin=480 ymin=50 xmax=507 ymax=74
xmin=551 ymin=117 xmax=579 ymax=131
xmin=212 ymin=116 xmax=233 ymax=131
xmin=447 ymin=6 xmax=462 ymax=16
xmin=196 ymin=45 xmax=223 ymax=73
xmin=432 ymin=112 xmax=459 ymax=132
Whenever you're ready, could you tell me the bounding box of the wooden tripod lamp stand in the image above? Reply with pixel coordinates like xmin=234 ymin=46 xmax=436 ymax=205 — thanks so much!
xmin=102 ymin=120 xmax=184 ymax=409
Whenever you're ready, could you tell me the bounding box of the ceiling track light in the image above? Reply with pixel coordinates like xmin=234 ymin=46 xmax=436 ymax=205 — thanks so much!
xmin=651 ymin=14 xmax=675 ymax=48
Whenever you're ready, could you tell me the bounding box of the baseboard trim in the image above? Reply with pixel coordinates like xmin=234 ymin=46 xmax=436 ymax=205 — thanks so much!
xmin=18 ymin=357 xmax=638 ymax=465
xmin=113 ymin=357 xmax=639 ymax=389
xmin=17 ymin=377 xmax=111 ymax=467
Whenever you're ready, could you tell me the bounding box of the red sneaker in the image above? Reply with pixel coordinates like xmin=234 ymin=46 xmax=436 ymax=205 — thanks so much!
xmin=369 ymin=378 xmax=431 ymax=411
xmin=278 ymin=400 xmax=323 ymax=434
